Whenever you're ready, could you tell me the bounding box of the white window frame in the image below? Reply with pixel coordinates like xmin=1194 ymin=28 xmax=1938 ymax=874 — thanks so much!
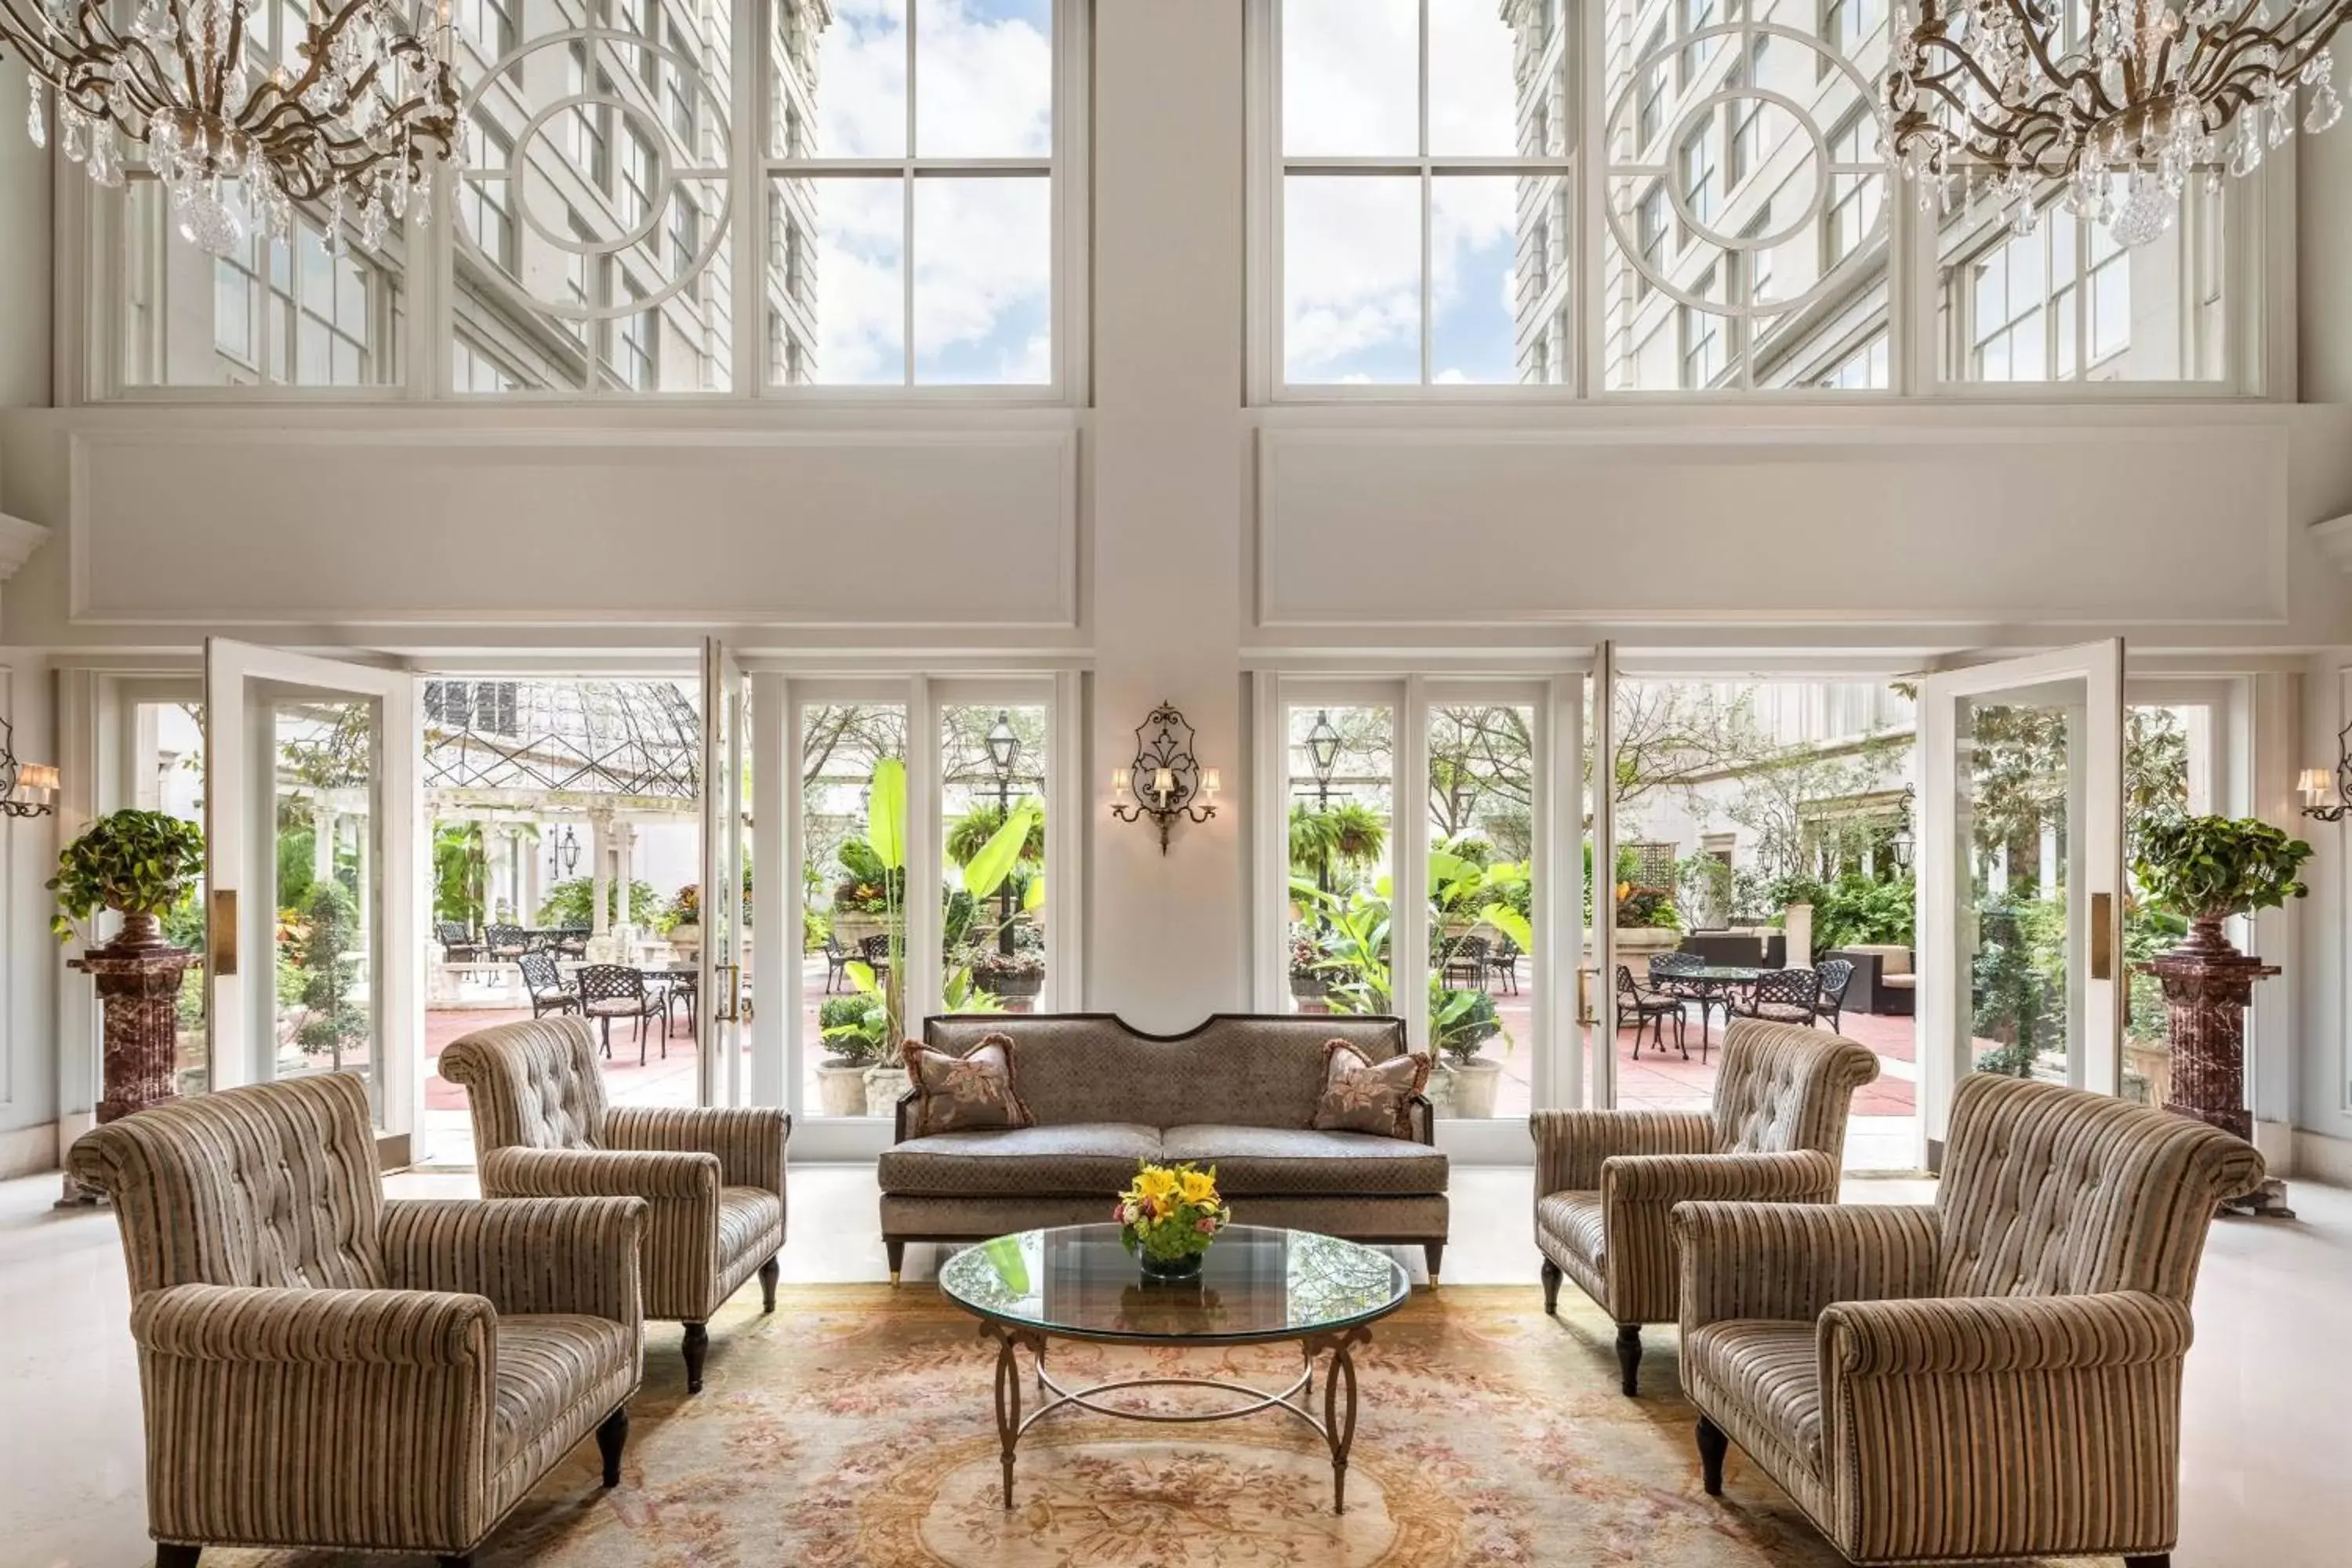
xmin=1242 ymin=0 xmax=2285 ymax=405
xmin=1249 ymin=666 xmax=1589 ymax=1160
xmin=64 ymin=0 xmax=1089 ymax=405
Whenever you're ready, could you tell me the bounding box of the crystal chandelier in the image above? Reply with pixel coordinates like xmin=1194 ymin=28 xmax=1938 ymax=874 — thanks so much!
xmin=4 ymin=0 xmax=459 ymax=256
xmin=1883 ymin=0 xmax=2350 ymax=245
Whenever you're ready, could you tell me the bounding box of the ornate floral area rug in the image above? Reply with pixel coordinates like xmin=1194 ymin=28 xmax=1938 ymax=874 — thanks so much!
xmin=213 ymin=1283 xmax=2111 ymax=1568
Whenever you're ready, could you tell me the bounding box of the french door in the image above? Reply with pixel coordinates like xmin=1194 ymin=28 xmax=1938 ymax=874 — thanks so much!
xmin=1918 ymin=641 xmax=2125 ymax=1163
xmin=203 ymin=639 xmax=420 ymax=1160
xmin=701 ymin=639 xmax=748 ymax=1105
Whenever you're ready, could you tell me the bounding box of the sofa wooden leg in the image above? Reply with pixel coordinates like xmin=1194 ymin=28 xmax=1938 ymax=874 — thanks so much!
xmin=1421 ymin=1242 xmax=1444 ymax=1286
xmin=2122 ymin=1557 xmax=2169 ymax=1568
xmin=1696 ymin=1415 xmax=1727 ymax=1496
xmin=154 ymin=1546 xmax=201 ymax=1568
xmin=1615 ymin=1324 xmax=1642 ymax=1397
xmin=682 ymin=1322 xmax=709 ymax=1394
xmin=595 ymin=1405 xmax=628 ymax=1487
xmin=1540 ymin=1258 xmax=1562 ymax=1316
xmin=437 ymin=1556 xmax=474 ymax=1568
xmin=886 ymin=1240 xmax=906 ymax=1286
xmin=760 ymin=1254 xmax=780 ymax=1313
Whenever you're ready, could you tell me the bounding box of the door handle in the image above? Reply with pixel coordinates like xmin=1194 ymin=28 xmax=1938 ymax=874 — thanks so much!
xmin=209 ymin=889 xmax=238 ymax=976
xmin=2089 ymin=892 xmax=2114 ymax=980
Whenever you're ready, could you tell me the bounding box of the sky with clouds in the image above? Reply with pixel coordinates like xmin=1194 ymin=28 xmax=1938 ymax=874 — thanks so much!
xmin=800 ymin=0 xmax=1054 ymax=385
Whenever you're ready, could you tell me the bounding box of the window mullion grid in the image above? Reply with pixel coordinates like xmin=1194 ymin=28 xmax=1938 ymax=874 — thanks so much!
xmin=1419 ymin=0 xmax=1432 ymax=385
xmin=1577 ymin=0 xmax=1607 ymax=397
xmin=903 ymin=0 xmax=919 ymax=386
xmin=731 ymin=0 xmax=763 ymax=397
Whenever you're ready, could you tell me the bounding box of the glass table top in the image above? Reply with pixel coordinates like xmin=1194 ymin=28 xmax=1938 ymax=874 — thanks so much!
xmin=1667 ymin=965 xmax=1762 ymax=982
xmin=938 ymin=1225 xmax=1411 ymax=1344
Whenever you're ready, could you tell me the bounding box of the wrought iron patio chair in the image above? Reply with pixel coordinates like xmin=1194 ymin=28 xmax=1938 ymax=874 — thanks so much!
xmin=858 ymin=934 xmax=894 ymax=985
xmin=1616 ymin=964 xmax=1686 ymax=1059
xmin=1440 ymin=934 xmax=1491 ymax=990
xmin=485 ymin=923 xmax=531 ymax=961
xmin=435 ymin=920 xmax=484 ymax=964
xmin=516 ymin=949 xmax=581 ymax=1020
xmin=577 ymin=964 xmax=668 ymax=1064
xmin=1812 ymin=957 xmax=1856 ymax=1033
xmin=1729 ymin=967 xmax=1823 ymax=1033
xmin=1488 ymin=934 xmax=1523 ymax=996
xmin=824 ymin=932 xmax=855 ymax=994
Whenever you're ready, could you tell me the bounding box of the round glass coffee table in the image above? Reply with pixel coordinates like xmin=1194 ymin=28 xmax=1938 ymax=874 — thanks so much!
xmin=938 ymin=1223 xmax=1410 ymax=1513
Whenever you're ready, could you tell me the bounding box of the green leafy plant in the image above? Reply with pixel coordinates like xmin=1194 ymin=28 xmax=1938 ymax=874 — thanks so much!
xmin=1288 ymin=801 xmax=1389 ymax=880
xmin=817 ymin=993 xmax=894 ymax=1067
xmin=431 ymin=822 xmax=488 ymax=927
xmin=48 ymin=809 xmax=206 ymax=941
xmin=536 ymin=877 xmax=659 ymax=928
xmin=292 ymin=880 xmax=368 ymax=1067
xmin=1428 ymin=984 xmax=1506 ymax=1066
xmin=2131 ymin=815 xmax=2313 ymax=924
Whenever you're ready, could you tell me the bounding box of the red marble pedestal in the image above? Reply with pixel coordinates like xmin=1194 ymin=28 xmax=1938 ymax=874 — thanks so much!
xmin=57 ymin=912 xmax=198 ymax=1207
xmin=2138 ymin=917 xmax=2291 ymax=1218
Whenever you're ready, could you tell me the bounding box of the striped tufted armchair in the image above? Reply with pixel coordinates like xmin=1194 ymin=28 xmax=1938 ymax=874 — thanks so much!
xmin=1530 ymin=1018 xmax=1879 ymax=1395
xmin=439 ymin=1016 xmax=789 ymax=1392
xmin=1672 ymin=1073 xmax=2265 ymax=1567
xmin=66 ymin=1073 xmax=644 ymax=1568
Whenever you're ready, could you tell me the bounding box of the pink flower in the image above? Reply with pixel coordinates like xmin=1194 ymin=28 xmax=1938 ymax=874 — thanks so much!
xmin=1111 ymin=1201 xmax=1127 ymax=1221
xmin=1194 ymin=1216 xmax=1218 ymax=1234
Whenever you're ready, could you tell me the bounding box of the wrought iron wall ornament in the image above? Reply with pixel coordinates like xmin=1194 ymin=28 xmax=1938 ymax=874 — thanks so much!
xmin=1109 ymin=702 xmax=1220 ymax=855
xmin=2298 ymin=719 xmax=2352 ymax=822
xmin=0 ymin=715 xmax=58 ymax=818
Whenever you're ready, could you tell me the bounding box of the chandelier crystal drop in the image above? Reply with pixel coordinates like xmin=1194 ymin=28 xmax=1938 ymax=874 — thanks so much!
xmin=4 ymin=0 xmax=459 ymax=256
xmin=1882 ymin=0 xmax=2350 ymax=245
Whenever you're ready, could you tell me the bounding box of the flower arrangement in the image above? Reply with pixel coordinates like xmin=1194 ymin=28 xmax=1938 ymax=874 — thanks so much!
xmin=1115 ymin=1160 xmax=1230 ymax=1279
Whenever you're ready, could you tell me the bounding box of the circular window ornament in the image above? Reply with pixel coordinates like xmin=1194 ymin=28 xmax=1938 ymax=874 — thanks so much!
xmin=454 ymin=27 xmax=735 ymax=324
xmin=1603 ymin=23 xmax=1888 ymax=321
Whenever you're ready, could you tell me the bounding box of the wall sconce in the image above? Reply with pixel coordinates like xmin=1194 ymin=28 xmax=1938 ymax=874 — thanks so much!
xmin=0 ymin=716 xmax=57 ymax=819
xmin=1109 ymin=701 xmax=1218 ymax=854
xmin=556 ymin=824 xmax=582 ymax=874
xmin=2299 ymin=722 xmax=2352 ymax=822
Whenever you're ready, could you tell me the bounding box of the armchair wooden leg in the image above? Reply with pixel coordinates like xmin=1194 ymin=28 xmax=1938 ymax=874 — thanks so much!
xmin=760 ymin=1254 xmax=780 ymax=1313
xmin=1421 ymin=1242 xmax=1443 ymax=1286
xmin=1540 ymin=1258 xmax=1562 ymax=1316
xmin=2122 ymin=1558 xmax=2169 ymax=1568
xmin=886 ymin=1240 xmax=906 ymax=1285
xmin=154 ymin=1546 xmax=201 ymax=1568
xmin=682 ymin=1322 xmax=710 ymax=1394
xmin=1615 ymin=1324 xmax=1642 ymax=1397
xmin=595 ymin=1405 xmax=628 ymax=1487
xmin=1695 ymin=1415 xmax=1727 ymax=1496
xmin=437 ymin=1556 xmax=474 ymax=1568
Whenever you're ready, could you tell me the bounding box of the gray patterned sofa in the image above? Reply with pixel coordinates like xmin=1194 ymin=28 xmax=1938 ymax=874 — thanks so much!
xmin=880 ymin=1013 xmax=1449 ymax=1283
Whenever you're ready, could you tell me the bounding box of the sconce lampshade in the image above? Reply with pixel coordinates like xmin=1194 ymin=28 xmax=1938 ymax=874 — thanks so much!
xmin=16 ymin=764 xmax=59 ymax=794
xmin=2299 ymin=768 xmax=2333 ymax=803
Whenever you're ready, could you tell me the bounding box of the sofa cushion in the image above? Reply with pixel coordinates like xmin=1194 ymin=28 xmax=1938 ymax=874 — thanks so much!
xmin=1309 ymin=1043 xmax=1431 ymax=1138
xmin=1157 ymin=1124 xmax=1447 ymax=1196
xmin=1535 ymin=1189 xmax=1607 ymax=1269
xmin=491 ymin=1315 xmax=637 ymax=1469
xmin=877 ymin=1123 xmax=1163 ymax=1197
xmin=901 ymin=1033 xmax=1033 ymax=1136
xmin=717 ymin=1185 xmax=784 ymax=1265
xmin=1683 ymin=1319 xmax=1824 ymax=1466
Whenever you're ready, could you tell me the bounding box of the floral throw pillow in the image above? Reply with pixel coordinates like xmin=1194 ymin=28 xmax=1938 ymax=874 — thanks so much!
xmin=1308 ymin=1041 xmax=1431 ymax=1140
xmin=902 ymin=1033 xmax=1034 ymax=1136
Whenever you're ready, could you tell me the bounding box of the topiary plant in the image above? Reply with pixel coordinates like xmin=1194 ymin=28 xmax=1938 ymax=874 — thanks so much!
xmin=2131 ymin=815 xmax=2312 ymax=935
xmin=48 ymin=809 xmax=206 ymax=942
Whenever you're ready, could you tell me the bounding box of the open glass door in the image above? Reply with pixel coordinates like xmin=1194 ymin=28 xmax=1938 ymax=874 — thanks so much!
xmin=203 ymin=639 xmax=419 ymax=1161
xmin=1918 ymin=640 xmax=2123 ymax=1167
xmin=700 ymin=639 xmax=747 ymax=1106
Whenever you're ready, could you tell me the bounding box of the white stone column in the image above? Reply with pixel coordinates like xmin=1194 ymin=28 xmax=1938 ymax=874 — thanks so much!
xmin=311 ymin=794 xmax=336 ymax=885
xmin=522 ymin=819 xmax=545 ymax=926
xmin=590 ymin=809 xmax=613 ymax=937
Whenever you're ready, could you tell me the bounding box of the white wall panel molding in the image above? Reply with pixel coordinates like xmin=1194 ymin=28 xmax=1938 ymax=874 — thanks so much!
xmin=67 ymin=423 xmax=1080 ymax=630
xmin=1256 ymin=419 xmax=2294 ymax=631
xmin=2310 ymin=514 xmax=2352 ymax=578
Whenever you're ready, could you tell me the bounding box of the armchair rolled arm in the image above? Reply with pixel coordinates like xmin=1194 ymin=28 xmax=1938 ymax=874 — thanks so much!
xmin=380 ymin=1196 xmax=646 ymax=1326
xmin=1822 ymin=1290 xmax=2194 ymax=1379
xmin=1530 ymin=1108 xmax=1712 ymax=1196
xmin=895 ymin=1087 xmax=920 ymax=1144
xmin=604 ymin=1103 xmax=791 ymax=1195
xmin=480 ymin=1144 xmax=720 ymax=1200
xmin=1602 ymin=1148 xmax=1838 ymax=1205
xmin=1674 ymin=1200 xmax=1940 ymax=1332
xmin=131 ymin=1283 xmax=493 ymax=1368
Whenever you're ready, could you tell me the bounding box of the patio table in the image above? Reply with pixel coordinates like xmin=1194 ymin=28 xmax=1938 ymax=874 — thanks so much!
xmin=1656 ymin=964 xmax=1759 ymax=1047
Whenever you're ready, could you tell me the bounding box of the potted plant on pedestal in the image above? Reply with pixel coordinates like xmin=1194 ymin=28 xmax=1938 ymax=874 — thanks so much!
xmin=666 ymin=883 xmax=702 ymax=956
xmin=1287 ymin=926 xmax=1337 ymax=1010
xmin=2131 ymin=813 xmax=2311 ymax=1217
xmin=49 ymin=810 xmax=205 ymax=1202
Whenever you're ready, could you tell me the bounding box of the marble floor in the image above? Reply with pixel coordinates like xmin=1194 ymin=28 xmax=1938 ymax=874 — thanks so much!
xmin=3 ymin=1163 xmax=2346 ymax=1567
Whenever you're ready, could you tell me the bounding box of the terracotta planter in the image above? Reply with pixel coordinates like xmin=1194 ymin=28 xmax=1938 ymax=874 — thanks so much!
xmin=815 ymin=1062 xmax=868 ymax=1119
xmin=865 ymin=1060 xmax=909 ymax=1119
xmin=830 ymin=912 xmax=904 ymax=951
